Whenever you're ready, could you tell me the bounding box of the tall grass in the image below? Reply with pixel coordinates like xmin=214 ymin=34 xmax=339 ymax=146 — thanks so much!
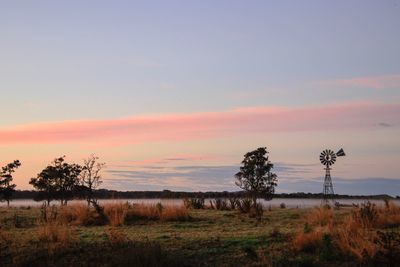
xmin=334 ymin=216 xmax=377 ymax=261
xmin=104 ymin=203 xmax=127 ymax=226
xmin=292 ymin=201 xmax=400 ymax=264
xmin=306 ymin=207 xmax=333 ymax=226
xmin=37 ymin=202 xmax=190 ymax=227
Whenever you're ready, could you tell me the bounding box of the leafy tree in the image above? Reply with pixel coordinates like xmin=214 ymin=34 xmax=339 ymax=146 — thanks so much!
xmin=79 ymin=154 xmax=105 ymax=206
xmin=30 ymin=156 xmax=82 ymax=205
xmin=0 ymin=160 xmax=21 ymax=207
xmin=235 ymin=147 xmax=277 ymax=207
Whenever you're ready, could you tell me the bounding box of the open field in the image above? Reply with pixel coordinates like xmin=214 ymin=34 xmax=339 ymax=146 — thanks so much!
xmin=1 ymin=201 xmax=400 ymax=267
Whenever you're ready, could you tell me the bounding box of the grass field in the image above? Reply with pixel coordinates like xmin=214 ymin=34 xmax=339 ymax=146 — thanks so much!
xmin=1 ymin=201 xmax=400 ymax=267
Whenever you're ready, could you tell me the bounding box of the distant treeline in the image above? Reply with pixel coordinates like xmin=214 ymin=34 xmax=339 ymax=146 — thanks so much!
xmin=11 ymin=189 xmax=398 ymax=200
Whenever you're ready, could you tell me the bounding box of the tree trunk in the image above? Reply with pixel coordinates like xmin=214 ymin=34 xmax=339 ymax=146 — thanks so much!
xmin=7 ymin=199 xmax=10 ymax=208
xmin=252 ymin=194 xmax=257 ymax=208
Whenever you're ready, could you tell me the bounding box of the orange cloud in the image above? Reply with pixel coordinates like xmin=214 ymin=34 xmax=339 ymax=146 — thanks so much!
xmin=311 ymin=74 xmax=400 ymax=89
xmin=0 ymin=102 xmax=398 ymax=146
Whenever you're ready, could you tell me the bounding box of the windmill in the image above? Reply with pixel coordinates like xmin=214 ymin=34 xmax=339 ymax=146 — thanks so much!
xmin=320 ymin=148 xmax=346 ymax=204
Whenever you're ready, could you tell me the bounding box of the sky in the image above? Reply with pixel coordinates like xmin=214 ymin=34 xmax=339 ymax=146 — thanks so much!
xmin=0 ymin=1 xmax=399 ymax=195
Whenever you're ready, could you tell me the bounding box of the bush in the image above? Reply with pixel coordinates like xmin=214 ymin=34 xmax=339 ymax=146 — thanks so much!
xmin=280 ymin=203 xmax=286 ymax=209
xmin=354 ymin=201 xmax=378 ymax=228
xmin=374 ymin=230 xmax=400 ymax=266
xmin=183 ymin=198 xmax=204 ymax=209
xmin=209 ymin=199 xmax=229 ymax=210
xmin=237 ymin=199 xmax=253 ymax=213
xmin=228 ymin=198 xmax=238 ymax=210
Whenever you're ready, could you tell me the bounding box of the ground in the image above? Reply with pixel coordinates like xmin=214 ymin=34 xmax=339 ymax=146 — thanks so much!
xmin=0 ymin=204 xmax=399 ymax=267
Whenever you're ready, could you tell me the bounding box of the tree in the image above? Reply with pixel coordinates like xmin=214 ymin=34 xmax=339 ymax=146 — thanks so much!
xmin=235 ymin=147 xmax=277 ymax=207
xmin=0 ymin=160 xmax=21 ymax=207
xmin=79 ymin=154 xmax=105 ymax=206
xmin=30 ymin=156 xmax=82 ymax=205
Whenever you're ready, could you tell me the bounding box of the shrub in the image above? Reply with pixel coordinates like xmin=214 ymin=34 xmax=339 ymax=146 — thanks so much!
xmin=374 ymin=230 xmax=400 ymax=266
xmin=237 ymin=199 xmax=253 ymax=213
xmin=209 ymin=199 xmax=229 ymax=210
xmin=183 ymin=198 xmax=204 ymax=209
xmin=320 ymin=233 xmax=334 ymax=260
xmin=353 ymin=201 xmax=378 ymax=228
xmin=228 ymin=198 xmax=238 ymax=210
xmin=280 ymin=203 xmax=286 ymax=209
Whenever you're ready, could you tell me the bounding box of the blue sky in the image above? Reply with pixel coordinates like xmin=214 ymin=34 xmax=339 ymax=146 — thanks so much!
xmin=0 ymin=1 xmax=399 ymax=194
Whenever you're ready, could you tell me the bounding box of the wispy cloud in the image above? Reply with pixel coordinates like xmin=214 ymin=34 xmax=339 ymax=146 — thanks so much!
xmin=103 ymin=162 xmax=313 ymax=191
xmin=103 ymin=162 xmax=399 ymax=195
xmin=311 ymin=74 xmax=400 ymax=90
xmin=0 ymin=102 xmax=398 ymax=146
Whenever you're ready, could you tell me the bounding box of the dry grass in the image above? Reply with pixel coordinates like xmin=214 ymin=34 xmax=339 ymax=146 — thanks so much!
xmin=334 ymin=216 xmax=377 ymax=261
xmin=104 ymin=203 xmax=127 ymax=226
xmin=38 ymin=221 xmax=70 ymax=255
xmin=58 ymin=204 xmax=91 ymax=225
xmin=292 ymin=229 xmax=324 ymax=253
xmin=124 ymin=203 xmax=190 ymax=223
xmin=161 ymin=205 xmax=190 ymax=221
xmin=306 ymin=207 xmax=333 ymax=226
xmin=376 ymin=202 xmax=400 ymax=228
xmin=106 ymin=227 xmax=128 ymax=246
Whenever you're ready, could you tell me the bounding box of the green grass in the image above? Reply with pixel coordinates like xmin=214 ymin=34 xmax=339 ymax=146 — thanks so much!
xmin=1 ymin=206 xmax=399 ymax=267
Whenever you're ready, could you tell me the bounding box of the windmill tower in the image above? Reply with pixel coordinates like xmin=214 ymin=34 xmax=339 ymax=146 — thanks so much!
xmin=319 ymin=148 xmax=345 ymax=205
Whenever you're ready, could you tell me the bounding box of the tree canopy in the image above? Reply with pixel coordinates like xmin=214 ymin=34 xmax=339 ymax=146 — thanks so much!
xmin=30 ymin=157 xmax=82 ymax=205
xmin=0 ymin=160 xmax=21 ymax=207
xmin=235 ymin=147 xmax=277 ymax=206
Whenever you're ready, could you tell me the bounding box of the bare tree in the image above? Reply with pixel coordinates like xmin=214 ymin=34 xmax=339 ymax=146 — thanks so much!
xmin=80 ymin=154 xmax=105 ymax=206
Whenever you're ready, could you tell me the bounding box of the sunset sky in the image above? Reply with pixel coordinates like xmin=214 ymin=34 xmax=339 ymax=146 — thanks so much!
xmin=1 ymin=1 xmax=399 ymax=195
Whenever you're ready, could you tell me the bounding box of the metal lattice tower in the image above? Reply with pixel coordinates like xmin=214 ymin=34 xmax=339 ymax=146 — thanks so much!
xmin=323 ymin=166 xmax=334 ymax=203
xmin=320 ymin=148 xmax=345 ymax=205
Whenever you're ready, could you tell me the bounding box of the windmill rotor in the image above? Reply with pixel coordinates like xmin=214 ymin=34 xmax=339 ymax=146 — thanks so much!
xmin=320 ymin=149 xmax=337 ymax=167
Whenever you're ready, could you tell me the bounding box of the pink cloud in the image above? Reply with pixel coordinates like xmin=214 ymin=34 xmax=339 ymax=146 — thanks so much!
xmin=0 ymin=102 xmax=398 ymax=146
xmin=312 ymin=74 xmax=400 ymax=89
